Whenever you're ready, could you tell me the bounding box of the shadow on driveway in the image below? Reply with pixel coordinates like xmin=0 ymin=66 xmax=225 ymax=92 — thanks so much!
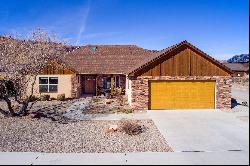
xmin=231 ymin=98 xmax=248 ymax=109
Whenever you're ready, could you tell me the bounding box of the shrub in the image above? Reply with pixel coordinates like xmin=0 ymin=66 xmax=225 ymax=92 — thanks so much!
xmin=120 ymin=108 xmax=133 ymax=114
xmin=57 ymin=94 xmax=65 ymax=101
xmin=243 ymin=77 xmax=249 ymax=84
xmin=29 ymin=95 xmax=38 ymax=102
xmin=92 ymin=97 xmax=100 ymax=103
xmin=118 ymin=119 xmax=146 ymax=135
xmin=50 ymin=97 xmax=56 ymax=101
xmin=116 ymin=95 xmax=127 ymax=106
xmin=40 ymin=94 xmax=50 ymax=101
xmin=22 ymin=95 xmax=38 ymax=102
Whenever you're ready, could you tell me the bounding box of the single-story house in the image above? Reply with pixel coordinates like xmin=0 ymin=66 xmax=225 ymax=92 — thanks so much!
xmin=223 ymin=62 xmax=249 ymax=77
xmin=32 ymin=40 xmax=233 ymax=110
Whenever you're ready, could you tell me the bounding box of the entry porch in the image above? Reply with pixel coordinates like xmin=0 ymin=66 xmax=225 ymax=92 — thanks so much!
xmin=73 ymin=74 xmax=127 ymax=98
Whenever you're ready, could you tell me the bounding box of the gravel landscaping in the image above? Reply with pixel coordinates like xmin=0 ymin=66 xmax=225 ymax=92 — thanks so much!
xmin=0 ymin=117 xmax=172 ymax=153
xmin=0 ymin=96 xmax=133 ymax=119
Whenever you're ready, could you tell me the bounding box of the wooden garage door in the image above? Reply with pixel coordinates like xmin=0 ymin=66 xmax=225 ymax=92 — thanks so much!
xmin=150 ymin=81 xmax=215 ymax=110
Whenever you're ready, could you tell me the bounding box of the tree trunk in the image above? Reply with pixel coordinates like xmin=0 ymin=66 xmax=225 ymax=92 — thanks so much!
xmin=20 ymin=101 xmax=29 ymax=115
xmin=19 ymin=75 xmax=37 ymax=115
xmin=3 ymin=97 xmax=16 ymax=116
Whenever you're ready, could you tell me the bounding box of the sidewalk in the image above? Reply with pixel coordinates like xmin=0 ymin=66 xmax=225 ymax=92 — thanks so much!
xmin=0 ymin=151 xmax=248 ymax=165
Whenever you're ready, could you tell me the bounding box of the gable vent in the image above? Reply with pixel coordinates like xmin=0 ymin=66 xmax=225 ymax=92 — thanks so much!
xmin=90 ymin=46 xmax=97 ymax=53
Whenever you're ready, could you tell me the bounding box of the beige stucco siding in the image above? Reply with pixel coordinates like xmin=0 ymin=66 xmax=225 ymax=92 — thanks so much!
xmin=125 ymin=75 xmax=132 ymax=106
xmin=27 ymin=74 xmax=73 ymax=99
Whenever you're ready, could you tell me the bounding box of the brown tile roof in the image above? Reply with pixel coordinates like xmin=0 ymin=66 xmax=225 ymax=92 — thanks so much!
xmin=223 ymin=62 xmax=249 ymax=72
xmin=1 ymin=36 xmax=234 ymax=75
xmin=63 ymin=41 xmax=233 ymax=75
xmin=62 ymin=45 xmax=161 ymax=74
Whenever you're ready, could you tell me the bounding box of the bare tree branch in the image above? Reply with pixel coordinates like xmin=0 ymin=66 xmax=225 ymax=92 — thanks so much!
xmin=0 ymin=28 xmax=68 ymax=116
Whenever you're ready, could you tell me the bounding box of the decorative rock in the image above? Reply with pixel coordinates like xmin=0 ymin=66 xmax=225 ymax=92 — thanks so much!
xmin=0 ymin=119 xmax=173 ymax=153
xmin=104 ymin=128 xmax=115 ymax=133
xmin=105 ymin=99 xmax=112 ymax=104
xmin=109 ymin=124 xmax=118 ymax=131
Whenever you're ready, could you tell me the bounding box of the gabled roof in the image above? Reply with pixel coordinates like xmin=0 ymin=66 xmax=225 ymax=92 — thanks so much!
xmin=1 ymin=36 xmax=234 ymax=76
xmin=128 ymin=40 xmax=234 ymax=76
xmin=62 ymin=45 xmax=161 ymax=74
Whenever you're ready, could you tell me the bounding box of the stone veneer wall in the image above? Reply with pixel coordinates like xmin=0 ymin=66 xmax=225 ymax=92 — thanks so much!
xmin=71 ymin=74 xmax=81 ymax=98
xmin=130 ymin=76 xmax=232 ymax=110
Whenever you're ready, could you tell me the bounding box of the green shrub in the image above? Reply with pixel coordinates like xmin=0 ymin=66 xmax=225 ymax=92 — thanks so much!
xmin=120 ymin=108 xmax=133 ymax=114
xmin=57 ymin=94 xmax=65 ymax=101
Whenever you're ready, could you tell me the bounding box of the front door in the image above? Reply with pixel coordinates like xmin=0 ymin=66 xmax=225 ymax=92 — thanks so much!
xmin=84 ymin=76 xmax=96 ymax=94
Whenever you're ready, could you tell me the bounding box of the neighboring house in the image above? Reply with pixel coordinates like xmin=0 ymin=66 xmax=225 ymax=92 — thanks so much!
xmin=223 ymin=62 xmax=249 ymax=77
xmin=32 ymin=40 xmax=233 ymax=110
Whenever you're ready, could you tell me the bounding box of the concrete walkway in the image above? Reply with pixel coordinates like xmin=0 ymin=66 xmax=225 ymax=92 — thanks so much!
xmin=63 ymin=97 xmax=150 ymax=121
xmin=0 ymin=151 xmax=248 ymax=165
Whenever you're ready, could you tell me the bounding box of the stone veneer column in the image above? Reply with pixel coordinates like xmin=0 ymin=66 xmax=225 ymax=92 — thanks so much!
xmin=131 ymin=77 xmax=151 ymax=110
xmin=131 ymin=76 xmax=232 ymax=110
xmin=71 ymin=74 xmax=81 ymax=98
xmin=216 ymin=77 xmax=232 ymax=109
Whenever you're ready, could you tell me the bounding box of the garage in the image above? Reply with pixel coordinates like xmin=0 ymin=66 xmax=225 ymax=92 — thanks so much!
xmin=128 ymin=41 xmax=233 ymax=110
xmin=149 ymin=80 xmax=215 ymax=110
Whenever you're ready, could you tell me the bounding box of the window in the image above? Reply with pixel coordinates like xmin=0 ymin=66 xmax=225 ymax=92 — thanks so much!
xmin=39 ymin=77 xmax=58 ymax=93
xmin=77 ymin=76 xmax=80 ymax=83
xmin=115 ymin=76 xmax=120 ymax=88
xmin=103 ymin=77 xmax=111 ymax=89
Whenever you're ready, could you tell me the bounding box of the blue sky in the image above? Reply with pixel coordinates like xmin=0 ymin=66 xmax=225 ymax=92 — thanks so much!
xmin=0 ymin=0 xmax=249 ymax=60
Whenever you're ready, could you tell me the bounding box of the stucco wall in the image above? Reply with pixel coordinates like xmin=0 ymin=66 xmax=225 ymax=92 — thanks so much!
xmin=130 ymin=76 xmax=232 ymax=110
xmin=125 ymin=76 xmax=132 ymax=105
xmin=28 ymin=74 xmax=73 ymax=99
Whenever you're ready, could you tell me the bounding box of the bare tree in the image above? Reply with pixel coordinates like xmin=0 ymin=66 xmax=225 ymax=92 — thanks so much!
xmin=0 ymin=28 xmax=67 ymax=116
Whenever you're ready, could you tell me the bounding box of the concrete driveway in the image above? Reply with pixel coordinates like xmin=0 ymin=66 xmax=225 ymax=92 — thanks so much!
xmin=148 ymin=110 xmax=249 ymax=152
xmin=232 ymin=86 xmax=249 ymax=103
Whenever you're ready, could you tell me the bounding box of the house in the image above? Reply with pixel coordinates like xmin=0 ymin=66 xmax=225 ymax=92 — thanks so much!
xmin=222 ymin=62 xmax=249 ymax=77
xmin=31 ymin=40 xmax=233 ymax=110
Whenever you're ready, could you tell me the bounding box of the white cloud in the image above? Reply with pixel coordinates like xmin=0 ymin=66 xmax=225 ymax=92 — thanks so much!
xmin=76 ymin=4 xmax=91 ymax=45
